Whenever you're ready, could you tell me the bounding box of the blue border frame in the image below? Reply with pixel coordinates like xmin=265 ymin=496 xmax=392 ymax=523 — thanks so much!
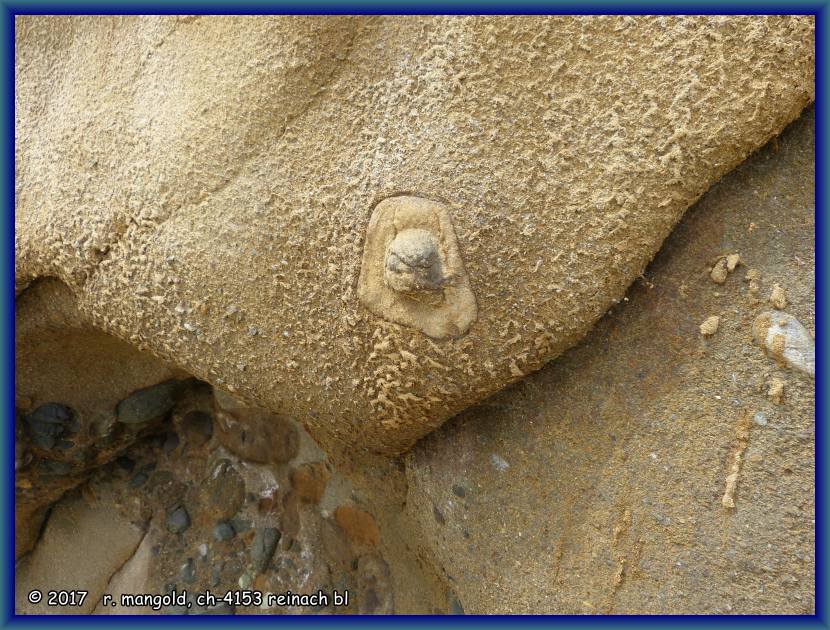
xmin=2 ymin=2 xmax=826 ymax=627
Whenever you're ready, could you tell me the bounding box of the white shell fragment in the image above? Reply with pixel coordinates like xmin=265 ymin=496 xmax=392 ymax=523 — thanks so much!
xmin=752 ymin=310 xmax=815 ymax=377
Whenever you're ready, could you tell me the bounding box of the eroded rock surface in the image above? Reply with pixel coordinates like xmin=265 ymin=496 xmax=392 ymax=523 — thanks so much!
xmin=15 ymin=15 xmax=815 ymax=453
xmin=402 ymin=108 xmax=815 ymax=614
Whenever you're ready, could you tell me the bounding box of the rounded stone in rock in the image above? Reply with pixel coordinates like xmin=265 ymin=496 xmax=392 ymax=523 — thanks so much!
xmin=162 ymin=431 xmax=180 ymax=453
xmin=250 ymin=527 xmax=281 ymax=573
xmin=24 ymin=403 xmax=75 ymax=450
xmin=180 ymin=558 xmax=196 ymax=583
xmin=181 ymin=410 xmax=213 ymax=448
xmin=129 ymin=472 xmax=148 ymax=488
xmin=39 ymin=459 xmax=74 ymax=476
xmin=115 ymin=456 xmax=135 ymax=472
xmin=167 ymin=506 xmax=191 ymax=534
xmin=213 ymin=520 xmax=236 ymax=541
xmin=215 ymin=409 xmax=299 ymax=464
xmin=201 ymin=459 xmax=245 ymax=520
xmin=116 ymin=380 xmax=181 ymax=425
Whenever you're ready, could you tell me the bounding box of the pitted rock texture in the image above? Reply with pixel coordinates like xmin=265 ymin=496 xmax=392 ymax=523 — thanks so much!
xmin=15 ymin=16 xmax=815 ymax=453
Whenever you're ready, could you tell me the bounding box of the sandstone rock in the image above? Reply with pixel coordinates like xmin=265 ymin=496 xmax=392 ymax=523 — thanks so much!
xmin=401 ymin=108 xmax=815 ymax=614
xmin=291 ymin=462 xmax=331 ymax=504
xmin=14 ymin=15 xmax=814 ymax=454
xmin=335 ymin=505 xmax=381 ymax=547
xmin=16 ymin=494 xmax=143 ymax=614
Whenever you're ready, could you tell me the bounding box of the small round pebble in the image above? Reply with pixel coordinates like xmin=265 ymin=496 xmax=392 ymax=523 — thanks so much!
xmin=167 ymin=506 xmax=191 ymax=534
xmin=213 ymin=521 xmax=236 ymax=541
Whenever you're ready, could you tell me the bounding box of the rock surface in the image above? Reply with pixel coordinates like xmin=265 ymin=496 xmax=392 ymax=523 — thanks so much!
xmin=401 ymin=108 xmax=815 ymax=614
xmin=15 ymin=15 xmax=814 ymax=453
xmin=16 ymin=493 xmax=144 ymax=614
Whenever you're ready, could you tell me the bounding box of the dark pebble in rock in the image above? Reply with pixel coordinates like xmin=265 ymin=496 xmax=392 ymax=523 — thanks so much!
xmin=40 ymin=459 xmax=73 ymax=475
xmin=230 ymin=518 xmax=251 ymax=534
xmin=167 ymin=506 xmax=191 ymax=534
xmin=116 ymin=456 xmax=135 ymax=472
xmin=451 ymin=485 xmax=466 ymax=498
xmin=117 ymin=380 xmax=180 ymax=425
xmin=25 ymin=403 xmax=74 ymax=450
xmin=181 ymin=411 xmax=213 ymax=447
xmin=129 ymin=472 xmax=148 ymax=488
xmin=216 ymin=411 xmax=299 ymax=464
xmin=163 ymin=432 xmax=180 ymax=453
xmin=202 ymin=460 xmax=245 ymax=520
xmin=180 ymin=558 xmax=196 ymax=583
xmin=250 ymin=527 xmax=281 ymax=573
xmin=213 ymin=521 xmax=236 ymax=541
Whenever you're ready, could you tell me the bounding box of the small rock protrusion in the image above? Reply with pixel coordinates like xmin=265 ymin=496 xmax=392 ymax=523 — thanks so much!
xmin=769 ymin=284 xmax=788 ymax=310
xmin=180 ymin=558 xmax=196 ymax=583
xmin=290 ymin=462 xmax=331 ymax=504
xmin=167 ymin=506 xmax=191 ymax=534
xmin=767 ymin=377 xmax=785 ymax=404
xmin=117 ymin=380 xmax=180 ymax=425
xmin=710 ymin=254 xmax=740 ymax=284
xmin=24 ymin=403 xmax=76 ymax=450
xmin=384 ymin=228 xmax=447 ymax=295
xmin=699 ymin=315 xmax=720 ymax=337
xmin=180 ymin=410 xmax=213 ymax=448
xmin=745 ymin=268 xmax=761 ymax=296
xmin=710 ymin=258 xmax=729 ymax=284
xmin=201 ymin=459 xmax=245 ymax=520
xmin=213 ymin=521 xmax=236 ymax=541
xmin=752 ymin=311 xmax=814 ymax=377
xmin=250 ymin=527 xmax=281 ymax=573
xmin=334 ymin=505 xmax=380 ymax=547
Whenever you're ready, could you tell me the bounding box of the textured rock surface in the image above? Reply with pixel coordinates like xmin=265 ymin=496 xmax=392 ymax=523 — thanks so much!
xmin=15 ymin=15 xmax=814 ymax=454
xmin=402 ymin=109 xmax=815 ymax=614
xmin=16 ymin=493 xmax=144 ymax=614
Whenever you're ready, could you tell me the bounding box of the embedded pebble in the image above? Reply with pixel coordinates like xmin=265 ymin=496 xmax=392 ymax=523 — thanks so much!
xmin=162 ymin=431 xmax=180 ymax=453
xmin=745 ymin=268 xmax=761 ymax=295
xmin=752 ymin=311 xmax=814 ymax=377
xmin=767 ymin=377 xmax=785 ymax=404
xmin=181 ymin=410 xmax=213 ymax=447
xmin=699 ymin=315 xmax=720 ymax=337
xmin=167 ymin=506 xmax=191 ymax=534
xmin=726 ymin=253 xmax=741 ymax=272
xmin=769 ymin=284 xmax=788 ymax=310
xmin=180 ymin=558 xmax=196 ymax=583
xmin=25 ymin=403 xmax=75 ymax=450
xmin=710 ymin=258 xmax=729 ymax=284
xmin=250 ymin=527 xmax=281 ymax=572
xmin=490 ymin=453 xmax=510 ymax=471
xmin=117 ymin=380 xmax=180 ymax=424
xmin=753 ymin=412 xmax=768 ymax=427
xmin=202 ymin=459 xmax=245 ymax=520
xmin=129 ymin=472 xmax=149 ymax=488
xmin=213 ymin=521 xmax=236 ymax=541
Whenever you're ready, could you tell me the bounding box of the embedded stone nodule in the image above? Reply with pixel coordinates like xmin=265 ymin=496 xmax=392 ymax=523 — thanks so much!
xmin=384 ymin=228 xmax=447 ymax=295
xmin=357 ymin=196 xmax=477 ymax=339
xmin=752 ymin=310 xmax=815 ymax=377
